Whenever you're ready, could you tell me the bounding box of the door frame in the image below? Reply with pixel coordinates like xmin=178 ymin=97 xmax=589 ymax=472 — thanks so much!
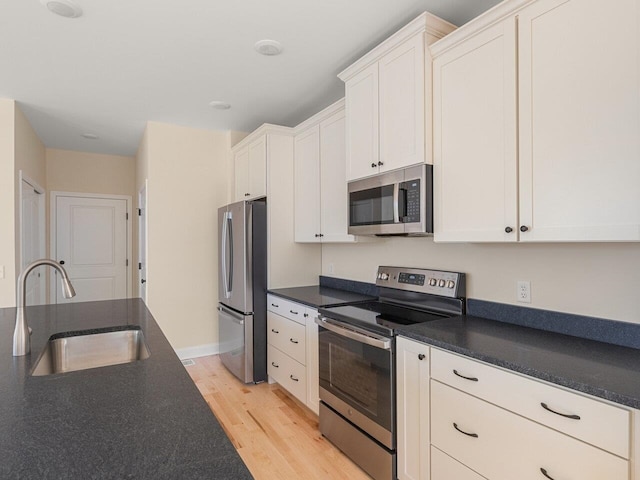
xmin=50 ymin=191 xmax=133 ymax=301
xmin=18 ymin=170 xmax=46 ymax=304
xmin=138 ymin=180 xmax=148 ymax=303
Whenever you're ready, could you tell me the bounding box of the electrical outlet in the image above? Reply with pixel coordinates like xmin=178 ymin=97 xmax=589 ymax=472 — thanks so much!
xmin=517 ymin=281 xmax=531 ymax=303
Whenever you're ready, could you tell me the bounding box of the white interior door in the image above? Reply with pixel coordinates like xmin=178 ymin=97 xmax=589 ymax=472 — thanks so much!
xmin=20 ymin=177 xmax=46 ymax=305
xmin=138 ymin=184 xmax=147 ymax=303
xmin=54 ymin=195 xmax=128 ymax=303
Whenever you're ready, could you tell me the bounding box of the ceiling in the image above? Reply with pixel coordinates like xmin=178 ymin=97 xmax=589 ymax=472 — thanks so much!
xmin=1 ymin=0 xmax=502 ymax=156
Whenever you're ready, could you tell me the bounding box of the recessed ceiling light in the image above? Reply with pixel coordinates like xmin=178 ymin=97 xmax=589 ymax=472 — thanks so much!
xmin=254 ymin=40 xmax=283 ymax=56
xmin=209 ymin=101 xmax=231 ymax=110
xmin=40 ymin=0 xmax=83 ymax=18
xmin=82 ymin=133 xmax=99 ymax=140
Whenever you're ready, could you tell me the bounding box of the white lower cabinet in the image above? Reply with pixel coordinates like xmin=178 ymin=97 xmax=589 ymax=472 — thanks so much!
xmin=397 ymin=337 xmax=636 ymax=480
xmin=267 ymin=294 xmax=319 ymax=414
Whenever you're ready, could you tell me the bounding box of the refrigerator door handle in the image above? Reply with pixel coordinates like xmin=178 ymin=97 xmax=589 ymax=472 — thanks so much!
xmin=221 ymin=212 xmax=230 ymax=298
xmin=227 ymin=214 xmax=233 ymax=295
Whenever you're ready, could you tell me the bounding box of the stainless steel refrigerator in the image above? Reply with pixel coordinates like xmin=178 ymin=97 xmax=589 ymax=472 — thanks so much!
xmin=217 ymin=199 xmax=267 ymax=383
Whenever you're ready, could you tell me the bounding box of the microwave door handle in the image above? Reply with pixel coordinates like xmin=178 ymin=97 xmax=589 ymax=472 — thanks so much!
xmin=393 ymin=182 xmax=400 ymax=223
xmin=315 ymin=317 xmax=391 ymax=350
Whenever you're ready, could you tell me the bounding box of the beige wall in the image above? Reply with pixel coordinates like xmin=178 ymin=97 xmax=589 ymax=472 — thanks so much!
xmin=140 ymin=121 xmax=231 ymax=350
xmin=322 ymin=239 xmax=640 ymax=323
xmin=0 ymin=100 xmax=16 ymax=307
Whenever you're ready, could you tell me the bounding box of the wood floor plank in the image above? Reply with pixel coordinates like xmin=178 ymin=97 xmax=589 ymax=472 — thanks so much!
xmin=185 ymin=355 xmax=372 ymax=480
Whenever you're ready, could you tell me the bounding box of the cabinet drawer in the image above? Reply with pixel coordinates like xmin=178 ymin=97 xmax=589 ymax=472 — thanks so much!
xmin=431 ymin=381 xmax=628 ymax=480
xmin=268 ymin=345 xmax=307 ymax=404
xmin=431 ymin=446 xmax=487 ymax=480
xmin=267 ymin=312 xmax=306 ymax=364
xmin=267 ymin=294 xmax=306 ymax=325
xmin=431 ymin=348 xmax=630 ymax=458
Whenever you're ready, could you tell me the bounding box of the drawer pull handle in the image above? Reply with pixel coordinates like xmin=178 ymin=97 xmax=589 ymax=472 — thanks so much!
xmin=290 ymin=310 xmax=299 ymax=315
xmin=453 ymin=369 xmax=479 ymax=382
xmin=540 ymin=468 xmax=555 ymax=480
xmin=271 ymin=328 xmax=279 ymax=334
xmin=271 ymin=303 xmax=279 ymax=308
xmin=540 ymin=402 xmax=580 ymax=420
xmin=453 ymin=423 xmax=478 ymax=438
xmin=271 ymin=362 xmax=279 ymax=368
xmin=290 ymin=375 xmax=299 ymax=382
xmin=289 ymin=338 xmax=299 ymax=344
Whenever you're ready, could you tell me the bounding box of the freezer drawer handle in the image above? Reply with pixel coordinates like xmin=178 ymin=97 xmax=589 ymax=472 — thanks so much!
xmin=453 ymin=423 xmax=478 ymax=438
xmin=289 ymin=338 xmax=299 ymax=344
xmin=453 ymin=369 xmax=479 ymax=382
xmin=271 ymin=328 xmax=279 ymax=334
xmin=271 ymin=362 xmax=279 ymax=368
xmin=217 ymin=306 xmax=245 ymax=325
xmin=540 ymin=468 xmax=555 ymax=480
xmin=540 ymin=402 xmax=580 ymax=420
xmin=290 ymin=375 xmax=299 ymax=382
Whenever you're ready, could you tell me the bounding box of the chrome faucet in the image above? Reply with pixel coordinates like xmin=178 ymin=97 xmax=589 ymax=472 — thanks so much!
xmin=13 ymin=259 xmax=76 ymax=356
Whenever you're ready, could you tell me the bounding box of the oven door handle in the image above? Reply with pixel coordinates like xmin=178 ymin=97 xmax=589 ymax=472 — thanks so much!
xmin=315 ymin=317 xmax=392 ymax=350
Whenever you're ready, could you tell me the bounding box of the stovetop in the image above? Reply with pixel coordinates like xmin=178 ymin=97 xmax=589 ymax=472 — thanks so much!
xmin=318 ymin=300 xmax=450 ymax=337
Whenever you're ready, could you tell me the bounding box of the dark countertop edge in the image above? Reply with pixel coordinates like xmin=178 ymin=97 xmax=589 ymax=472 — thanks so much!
xmin=267 ymin=285 xmax=376 ymax=308
xmin=397 ymin=329 xmax=640 ymax=410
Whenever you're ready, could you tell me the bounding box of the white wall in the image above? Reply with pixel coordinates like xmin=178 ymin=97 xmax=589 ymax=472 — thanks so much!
xmin=322 ymin=239 xmax=640 ymax=323
xmin=138 ymin=121 xmax=232 ymax=351
xmin=0 ymin=100 xmax=16 ymax=307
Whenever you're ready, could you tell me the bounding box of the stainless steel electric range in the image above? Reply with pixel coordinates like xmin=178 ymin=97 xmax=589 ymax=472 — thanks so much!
xmin=316 ymin=266 xmax=466 ymax=480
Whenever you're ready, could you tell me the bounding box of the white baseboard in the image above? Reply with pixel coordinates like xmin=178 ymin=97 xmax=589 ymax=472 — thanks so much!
xmin=174 ymin=343 xmax=220 ymax=360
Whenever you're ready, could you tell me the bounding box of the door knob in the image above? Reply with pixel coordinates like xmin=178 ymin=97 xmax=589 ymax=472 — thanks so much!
xmin=59 ymin=260 xmax=65 ymax=265
xmin=505 ymin=227 xmax=513 ymax=233
xmin=520 ymin=225 xmax=529 ymax=232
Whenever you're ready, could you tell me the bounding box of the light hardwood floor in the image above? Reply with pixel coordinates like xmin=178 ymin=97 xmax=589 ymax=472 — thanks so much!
xmin=187 ymin=355 xmax=372 ymax=480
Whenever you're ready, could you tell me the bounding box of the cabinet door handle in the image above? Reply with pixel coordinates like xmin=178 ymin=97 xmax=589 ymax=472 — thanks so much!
xmin=453 ymin=423 xmax=478 ymax=438
xmin=271 ymin=303 xmax=279 ymax=308
xmin=418 ymin=354 xmax=425 ymax=360
xmin=453 ymin=369 xmax=479 ymax=382
xmin=271 ymin=362 xmax=279 ymax=368
xmin=378 ymin=161 xmax=384 ymax=166
xmin=540 ymin=468 xmax=555 ymax=480
xmin=289 ymin=338 xmax=299 ymax=344
xmin=371 ymin=163 xmax=377 ymax=168
xmin=520 ymin=225 xmax=529 ymax=232
xmin=290 ymin=375 xmax=299 ymax=382
xmin=245 ymin=193 xmax=250 ymax=197
xmin=540 ymin=402 xmax=580 ymax=420
xmin=271 ymin=328 xmax=279 ymax=334
xmin=303 ymin=313 xmax=309 ymax=318
xmin=505 ymin=226 xmax=513 ymax=233
xmin=290 ymin=310 xmax=299 ymax=315
xmin=315 ymin=234 xmax=320 ymax=238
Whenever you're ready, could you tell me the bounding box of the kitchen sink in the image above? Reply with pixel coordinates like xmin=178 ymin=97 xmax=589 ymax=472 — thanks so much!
xmin=31 ymin=325 xmax=150 ymax=376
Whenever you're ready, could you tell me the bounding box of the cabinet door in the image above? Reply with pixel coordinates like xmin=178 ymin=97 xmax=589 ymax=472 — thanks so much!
xmin=518 ymin=0 xmax=640 ymax=241
xmin=234 ymin=147 xmax=249 ymax=202
xmin=304 ymin=307 xmax=319 ymax=415
xmin=433 ymin=18 xmax=518 ymax=242
xmin=294 ymin=126 xmax=321 ymax=242
xmin=379 ymin=33 xmax=426 ymax=172
xmin=319 ymin=110 xmax=355 ymax=243
xmin=248 ymin=136 xmax=267 ymax=200
xmin=396 ymin=337 xmax=430 ymax=480
xmin=345 ymin=63 xmax=379 ymax=181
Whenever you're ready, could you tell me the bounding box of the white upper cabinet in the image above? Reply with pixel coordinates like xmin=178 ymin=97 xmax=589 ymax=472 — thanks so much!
xmin=233 ymin=136 xmax=267 ymax=202
xmin=294 ymin=100 xmax=356 ymax=243
xmin=339 ymin=13 xmax=456 ymax=182
xmin=433 ymin=0 xmax=640 ymax=242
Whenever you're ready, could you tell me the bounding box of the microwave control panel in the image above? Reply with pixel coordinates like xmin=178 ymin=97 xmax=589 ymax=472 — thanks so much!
xmin=402 ymin=179 xmax=421 ymax=223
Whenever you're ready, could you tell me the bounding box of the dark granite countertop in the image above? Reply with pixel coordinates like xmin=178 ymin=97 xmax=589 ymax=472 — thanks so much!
xmin=0 ymin=299 xmax=252 ymax=479
xmin=267 ymin=285 xmax=375 ymax=309
xmin=398 ymin=315 xmax=640 ymax=409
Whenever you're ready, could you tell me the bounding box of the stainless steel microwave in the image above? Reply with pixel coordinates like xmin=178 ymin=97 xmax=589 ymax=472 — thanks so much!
xmin=348 ymin=164 xmax=433 ymax=236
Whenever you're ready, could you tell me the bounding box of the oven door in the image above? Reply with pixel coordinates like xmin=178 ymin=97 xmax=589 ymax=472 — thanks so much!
xmin=316 ymin=316 xmax=394 ymax=449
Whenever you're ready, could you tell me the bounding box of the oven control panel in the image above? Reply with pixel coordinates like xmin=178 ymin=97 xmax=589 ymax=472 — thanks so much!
xmin=375 ymin=266 xmax=465 ymax=298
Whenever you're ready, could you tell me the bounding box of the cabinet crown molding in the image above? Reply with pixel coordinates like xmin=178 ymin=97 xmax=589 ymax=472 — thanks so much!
xmin=430 ymin=0 xmax=536 ymax=57
xmin=293 ymin=98 xmax=345 ymax=134
xmin=338 ymin=11 xmax=455 ymax=81
xmin=231 ymin=123 xmax=294 ymax=152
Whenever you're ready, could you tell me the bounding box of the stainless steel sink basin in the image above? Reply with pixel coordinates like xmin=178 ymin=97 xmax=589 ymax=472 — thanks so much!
xmin=31 ymin=325 xmax=150 ymax=376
